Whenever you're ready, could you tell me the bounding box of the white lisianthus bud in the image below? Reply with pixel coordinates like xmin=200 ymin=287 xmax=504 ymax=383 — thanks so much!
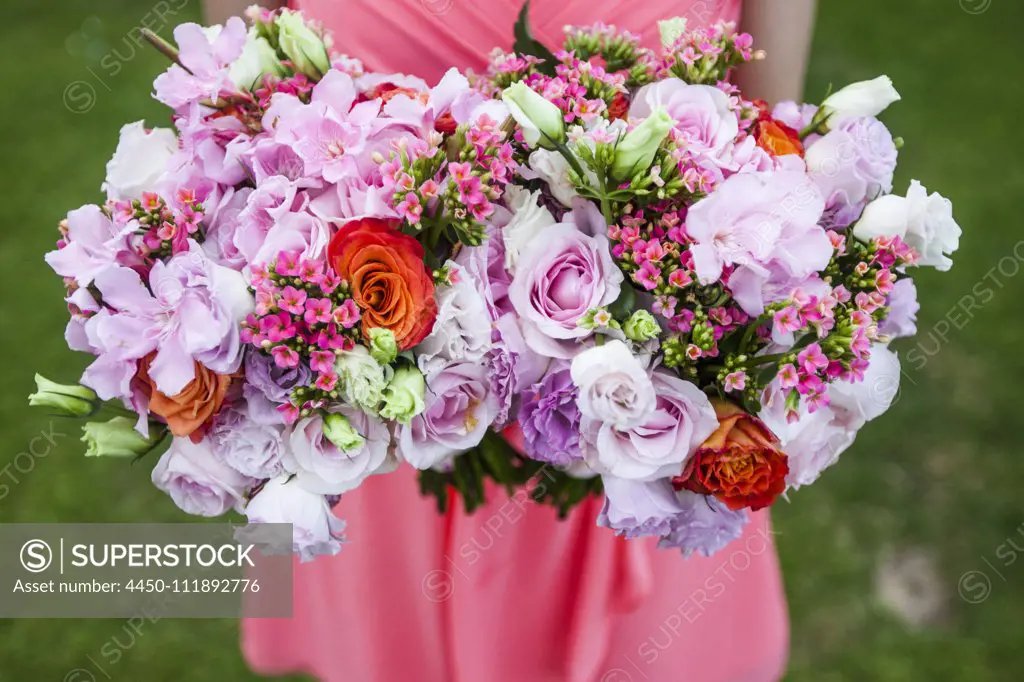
xmin=28 ymin=375 xmax=98 ymax=417
xmin=502 ymin=81 xmax=566 ymax=149
xmin=658 ymin=17 xmax=688 ymax=49
xmin=822 ymin=76 xmax=901 ymax=119
xmin=610 ymin=108 xmax=675 ymax=182
xmin=81 ymin=417 xmax=161 ymax=457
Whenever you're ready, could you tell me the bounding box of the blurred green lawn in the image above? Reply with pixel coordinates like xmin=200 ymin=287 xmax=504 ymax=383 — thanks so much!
xmin=1 ymin=0 xmax=1023 ymax=679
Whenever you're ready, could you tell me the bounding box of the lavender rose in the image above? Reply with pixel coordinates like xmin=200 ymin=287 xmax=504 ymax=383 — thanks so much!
xmin=519 ymin=362 xmax=582 ymax=465
xmin=805 ymin=116 xmax=898 ymax=228
xmin=630 ymin=79 xmax=739 ymax=161
xmin=284 ymin=409 xmax=393 ymax=495
xmin=598 ymin=477 xmax=684 ymax=538
xmin=570 ymin=340 xmax=655 ymax=431
xmin=508 ymin=223 xmax=623 ymax=358
xmin=658 ymin=491 xmax=749 ymax=558
xmin=151 ymin=437 xmax=252 ymax=517
xmin=245 ymin=475 xmax=346 ymax=562
xmin=398 ymin=360 xmax=499 ymax=470
xmin=581 ymin=368 xmax=719 ymax=481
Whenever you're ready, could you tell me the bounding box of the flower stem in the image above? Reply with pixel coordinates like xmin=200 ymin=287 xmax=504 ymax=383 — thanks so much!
xmin=141 ymin=28 xmax=189 ymax=72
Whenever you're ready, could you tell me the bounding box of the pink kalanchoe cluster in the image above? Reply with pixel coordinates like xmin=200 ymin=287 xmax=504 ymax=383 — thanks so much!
xmin=658 ymin=22 xmax=757 ymax=85
xmin=242 ymin=249 xmax=361 ymax=421
xmin=109 ymin=190 xmax=206 ymax=260
xmin=383 ymin=115 xmax=515 ymax=242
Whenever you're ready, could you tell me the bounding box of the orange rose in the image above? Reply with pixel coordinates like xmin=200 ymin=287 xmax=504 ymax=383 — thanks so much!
xmin=755 ymin=119 xmax=804 ymax=158
xmin=327 ymin=217 xmax=437 ymax=350
xmin=136 ymin=356 xmax=232 ymax=439
xmin=672 ymin=399 xmax=788 ymax=511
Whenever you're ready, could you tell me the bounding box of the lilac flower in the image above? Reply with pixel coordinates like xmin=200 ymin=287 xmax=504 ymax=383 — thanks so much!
xmin=82 ymin=240 xmax=252 ymax=398
xmin=658 ymin=491 xmax=749 ymax=558
xmin=519 ymin=362 xmax=582 ymax=464
xmin=879 ymin=278 xmax=919 ymax=339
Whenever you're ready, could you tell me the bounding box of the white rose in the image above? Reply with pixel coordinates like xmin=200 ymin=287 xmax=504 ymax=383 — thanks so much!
xmin=417 ymin=261 xmax=493 ymax=372
xmin=527 ymin=149 xmax=577 ymax=207
xmin=502 ymin=187 xmax=556 ymax=272
xmin=570 ymin=340 xmax=656 ymax=430
xmin=102 ymin=121 xmax=177 ymax=201
xmin=244 ymin=475 xmax=346 ymax=562
xmin=853 ymin=181 xmax=961 ymax=271
xmin=822 ymin=75 xmax=901 ymax=119
xmin=229 ymin=29 xmax=284 ymax=89
xmin=284 ymin=409 xmax=393 ymax=495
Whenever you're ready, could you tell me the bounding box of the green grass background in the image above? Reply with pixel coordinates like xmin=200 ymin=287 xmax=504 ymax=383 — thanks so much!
xmin=1 ymin=0 xmax=1022 ymax=679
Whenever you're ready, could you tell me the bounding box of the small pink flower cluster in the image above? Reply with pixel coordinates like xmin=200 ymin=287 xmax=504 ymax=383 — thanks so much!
xmin=384 ymin=116 xmax=515 ymax=233
xmin=242 ymin=250 xmax=361 ymax=420
xmin=108 ymin=190 xmax=205 ymax=259
xmin=658 ymin=23 xmax=756 ymax=84
xmin=608 ymin=209 xmax=694 ymax=295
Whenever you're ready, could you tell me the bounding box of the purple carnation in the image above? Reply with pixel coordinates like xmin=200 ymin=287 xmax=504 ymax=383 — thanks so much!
xmin=658 ymin=491 xmax=749 ymax=558
xmin=519 ymin=363 xmax=582 ymax=464
xmin=244 ymin=349 xmax=312 ymax=405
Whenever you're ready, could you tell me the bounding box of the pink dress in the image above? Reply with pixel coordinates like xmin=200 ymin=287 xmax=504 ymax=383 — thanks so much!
xmin=243 ymin=2 xmax=790 ymax=680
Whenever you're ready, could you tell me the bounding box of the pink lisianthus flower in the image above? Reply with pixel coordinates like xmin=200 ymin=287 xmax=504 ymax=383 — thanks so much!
xmin=153 ymin=18 xmax=247 ymax=110
xmin=629 ymin=78 xmax=739 ymax=164
xmin=687 ymin=171 xmax=832 ymax=316
xmin=82 ymin=241 xmax=253 ymax=399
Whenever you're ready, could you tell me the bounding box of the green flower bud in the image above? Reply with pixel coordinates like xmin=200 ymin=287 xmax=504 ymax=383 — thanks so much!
xmin=322 ymin=413 xmax=366 ymax=452
xmin=623 ymin=310 xmax=661 ymax=342
xmin=28 ymin=375 xmax=98 ymax=417
xmin=502 ymin=81 xmax=566 ymax=149
xmin=380 ymin=366 xmax=426 ymax=425
xmin=81 ymin=417 xmax=160 ymax=457
xmin=657 ymin=17 xmax=688 ymax=49
xmin=610 ymin=108 xmax=674 ymax=182
xmin=276 ymin=9 xmax=330 ymax=77
xmin=368 ymin=328 xmax=398 ymax=365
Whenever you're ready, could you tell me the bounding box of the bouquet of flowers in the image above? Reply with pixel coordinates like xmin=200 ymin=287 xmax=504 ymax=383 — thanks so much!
xmin=457 ymin=13 xmax=962 ymax=555
xmin=30 ymin=5 xmax=961 ymax=561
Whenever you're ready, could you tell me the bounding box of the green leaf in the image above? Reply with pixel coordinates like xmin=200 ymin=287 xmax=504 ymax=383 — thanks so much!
xmin=512 ymin=1 xmax=558 ymax=76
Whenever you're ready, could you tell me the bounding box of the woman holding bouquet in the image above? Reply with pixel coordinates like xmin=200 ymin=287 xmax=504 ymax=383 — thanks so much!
xmin=202 ymin=1 xmax=818 ymax=680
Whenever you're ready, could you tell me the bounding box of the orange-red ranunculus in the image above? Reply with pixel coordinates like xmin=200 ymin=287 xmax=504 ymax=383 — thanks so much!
xmin=136 ymin=355 xmax=232 ymax=440
xmin=672 ymin=399 xmax=789 ymax=511
xmin=755 ymin=119 xmax=805 ymax=158
xmin=327 ymin=217 xmax=437 ymax=350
